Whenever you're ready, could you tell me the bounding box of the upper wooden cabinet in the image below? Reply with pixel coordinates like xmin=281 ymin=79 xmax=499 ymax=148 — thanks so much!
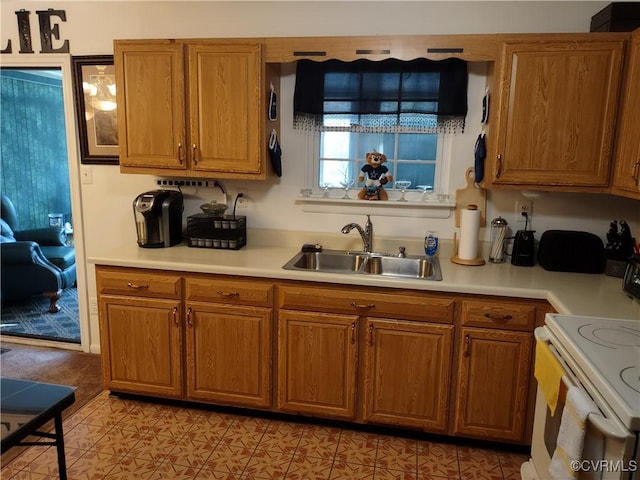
xmin=611 ymin=29 xmax=640 ymax=199
xmin=488 ymin=37 xmax=626 ymax=191
xmin=115 ymin=39 xmax=271 ymax=179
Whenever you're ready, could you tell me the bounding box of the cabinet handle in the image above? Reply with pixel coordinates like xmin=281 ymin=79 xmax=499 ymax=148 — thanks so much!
xmin=126 ymin=282 xmax=149 ymax=290
xmin=351 ymin=322 xmax=356 ymax=344
xmin=463 ymin=334 xmax=471 ymax=357
xmin=172 ymin=306 xmax=179 ymax=327
xmin=368 ymin=324 xmax=374 ymax=346
xmin=484 ymin=313 xmax=513 ymax=322
xmin=192 ymin=144 xmax=198 ymax=165
xmin=351 ymin=301 xmax=375 ymax=310
xmin=216 ymin=290 xmax=240 ymax=298
xmin=496 ymin=154 xmax=503 ymax=179
xmin=177 ymin=143 xmax=184 ymax=164
xmin=632 ymin=161 xmax=640 ymax=187
xmin=186 ymin=307 xmax=193 ymax=328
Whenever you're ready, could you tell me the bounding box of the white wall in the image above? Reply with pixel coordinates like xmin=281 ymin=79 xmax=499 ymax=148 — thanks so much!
xmin=2 ymin=1 xmax=638 ymax=352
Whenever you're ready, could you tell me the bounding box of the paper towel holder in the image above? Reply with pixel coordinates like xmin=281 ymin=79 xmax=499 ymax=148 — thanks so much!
xmin=451 ymin=204 xmax=486 ymax=266
xmin=451 ymin=231 xmax=486 ymax=265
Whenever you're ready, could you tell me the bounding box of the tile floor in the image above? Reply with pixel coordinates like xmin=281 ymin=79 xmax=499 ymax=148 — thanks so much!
xmin=1 ymin=392 xmax=528 ymax=479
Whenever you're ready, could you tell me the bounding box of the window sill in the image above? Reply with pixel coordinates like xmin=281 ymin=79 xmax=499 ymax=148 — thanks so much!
xmin=295 ymin=196 xmax=455 ymax=218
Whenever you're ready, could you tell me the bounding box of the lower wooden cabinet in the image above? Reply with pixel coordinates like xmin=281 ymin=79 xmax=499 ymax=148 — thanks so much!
xmin=96 ymin=266 xmax=546 ymax=445
xmin=362 ymin=318 xmax=454 ymax=431
xmin=97 ymin=266 xmax=274 ymax=407
xmin=98 ymin=295 xmax=183 ymax=398
xmin=277 ymin=309 xmax=358 ymax=420
xmin=185 ymin=302 xmax=272 ymax=408
xmin=452 ymin=326 xmax=533 ymax=442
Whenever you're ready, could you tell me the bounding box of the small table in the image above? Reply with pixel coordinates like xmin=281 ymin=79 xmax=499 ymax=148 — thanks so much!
xmin=1 ymin=378 xmax=76 ymax=479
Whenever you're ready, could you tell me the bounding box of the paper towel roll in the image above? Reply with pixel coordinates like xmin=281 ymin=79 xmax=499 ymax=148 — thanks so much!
xmin=459 ymin=205 xmax=481 ymax=260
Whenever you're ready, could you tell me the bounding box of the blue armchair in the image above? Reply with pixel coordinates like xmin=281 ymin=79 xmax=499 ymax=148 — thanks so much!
xmin=1 ymin=194 xmax=76 ymax=313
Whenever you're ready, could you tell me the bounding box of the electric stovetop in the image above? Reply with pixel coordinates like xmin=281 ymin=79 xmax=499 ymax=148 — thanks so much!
xmin=545 ymin=314 xmax=640 ymax=431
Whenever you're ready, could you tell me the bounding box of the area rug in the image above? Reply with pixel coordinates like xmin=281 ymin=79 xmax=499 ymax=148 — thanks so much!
xmin=0 ymin=288 xmax=80 ymax=343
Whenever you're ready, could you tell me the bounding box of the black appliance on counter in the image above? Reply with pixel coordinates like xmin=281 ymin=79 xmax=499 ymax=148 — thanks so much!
xmin=537 ymin=230 xmax=605 ymax=274
xmin=511 ymin=229 xmax=536 ymax=267
xmin=623 ymin=254 xmax=640 ymax=300
xmin=133 ymin=190 xmax=183 ymax=248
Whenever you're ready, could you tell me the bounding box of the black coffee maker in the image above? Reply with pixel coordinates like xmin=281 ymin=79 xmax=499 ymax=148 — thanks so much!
xmin=511 ymin=229 xmax=536 ymax=266
xmin=133 ymin=190 xmax=183 ymax=248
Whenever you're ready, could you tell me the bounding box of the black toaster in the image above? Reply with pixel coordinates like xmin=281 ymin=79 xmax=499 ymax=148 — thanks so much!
xmin=537 ymin=230 xmax=605 ymax=274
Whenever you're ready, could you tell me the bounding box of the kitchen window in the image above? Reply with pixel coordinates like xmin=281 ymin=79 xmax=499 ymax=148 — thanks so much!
xmin=294 ymin=58 xmax=468 ymax=195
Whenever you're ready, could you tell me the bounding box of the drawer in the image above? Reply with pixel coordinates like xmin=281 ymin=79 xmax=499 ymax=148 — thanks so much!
xmin=184 ymin=275 xmax=273 ymax=307
xmin=277 ymin=284 xmax=454 ymax=324
xmin=460 ymin=299 xmax=536 ymax=331
xmin=96 ymin=266 xmax=181 ymax=299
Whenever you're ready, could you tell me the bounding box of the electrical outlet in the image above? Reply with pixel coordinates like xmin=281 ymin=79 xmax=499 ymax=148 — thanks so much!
xmin=515 ymin=200 xmax=533 ymax=224
xmin=236 ymin=188 xmax=248 ymax=208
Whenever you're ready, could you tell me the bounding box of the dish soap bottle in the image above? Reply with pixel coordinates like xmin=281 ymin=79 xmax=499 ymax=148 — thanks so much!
xmin=425 ymin=231 xmax=439 ymax=258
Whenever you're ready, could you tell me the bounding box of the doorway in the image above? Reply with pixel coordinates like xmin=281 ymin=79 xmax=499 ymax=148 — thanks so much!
xmin=0 ymin=55 xmax=89 ymax=351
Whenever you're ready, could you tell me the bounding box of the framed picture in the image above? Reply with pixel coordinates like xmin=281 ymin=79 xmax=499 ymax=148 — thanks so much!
xmin=72 ymin=55 xmax=119 ymax=164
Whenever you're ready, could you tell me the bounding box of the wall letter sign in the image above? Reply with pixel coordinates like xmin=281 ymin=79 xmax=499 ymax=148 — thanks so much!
xmin=1 ymin=9 xmax=70 ymax=54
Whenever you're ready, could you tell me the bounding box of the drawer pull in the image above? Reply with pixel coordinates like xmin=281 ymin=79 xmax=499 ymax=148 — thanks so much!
xmin=216 ymin=291 xmax=240 ymax=298
xmin=496 ymin=154 xmax=503 ymax=178
xmin=186 ymin=307 xmax=193 ymax=328
xmin=351 ymin=322 xmax=356 ymax=344
xmin=127 ymin=282 xmax=149 ymax=290
xmin=351 ymin=301 xmax=375 ymax=310
xmin=368 ymin=324 xmax=374 ymax=346
xmin=192 ymin=144 xmax=198 ymax=165
xmin=463 ymin=334 xmax=471 ymax=357
xmin=172 ymin=306 xmax=179 ymax=327
xmin=484 ymin=313 xmax=513 ymax=321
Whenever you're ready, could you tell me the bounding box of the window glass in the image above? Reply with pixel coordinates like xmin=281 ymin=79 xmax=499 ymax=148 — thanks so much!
xmin=319 ymin=131 xmax=439 ymax=191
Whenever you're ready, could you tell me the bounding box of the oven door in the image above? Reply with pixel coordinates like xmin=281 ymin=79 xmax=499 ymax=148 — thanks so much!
xmin=523 ymin=327 xmax=637 ymax=480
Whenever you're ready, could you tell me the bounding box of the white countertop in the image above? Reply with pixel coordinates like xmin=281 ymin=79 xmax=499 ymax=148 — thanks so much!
xmin=88 ymin=237 xmax=640 ymax=321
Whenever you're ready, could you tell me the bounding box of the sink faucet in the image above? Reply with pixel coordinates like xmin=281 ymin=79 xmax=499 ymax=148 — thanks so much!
xmin=341 ymin=215 xmax=374 ymax=253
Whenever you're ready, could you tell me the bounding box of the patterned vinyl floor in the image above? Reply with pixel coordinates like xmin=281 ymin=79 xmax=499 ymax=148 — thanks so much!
xmin=0 ymin=391 xmax=528 ymax=479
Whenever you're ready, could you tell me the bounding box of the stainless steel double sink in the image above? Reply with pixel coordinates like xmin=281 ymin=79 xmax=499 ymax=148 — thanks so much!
xmin=283 ymin=249 xmax=442 ymax=281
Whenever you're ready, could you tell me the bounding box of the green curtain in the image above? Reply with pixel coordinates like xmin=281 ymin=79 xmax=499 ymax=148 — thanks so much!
xmin=0 ymin=69 xmax=71 ymax=230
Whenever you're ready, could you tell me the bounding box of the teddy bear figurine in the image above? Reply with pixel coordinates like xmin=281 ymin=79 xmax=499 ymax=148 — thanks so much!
xmin=357 ymin=151 xmax=393 ymax=201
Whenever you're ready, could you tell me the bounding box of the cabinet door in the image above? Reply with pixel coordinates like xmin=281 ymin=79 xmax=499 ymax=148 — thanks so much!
xmin=185 ymin=302 xmax=272 ymax=408
xmin=453 ymin=327 xmax=532 ymax=442
xmin=362 ymin=319 xmax=454 ymax=432
xmin=188 ymin=43 xmax=262 ymax=175
xmin=612 ymin=30 xmax=640 ymax=199
xmin=115 ymin=42 xmax=187 ymax=171
xmin=98 ymin=295 xmax=183 ymax=398
xmin=493 ymin=40 xmax=624 ymax=188
xmin=277 ymin=310 xmax=358 ymax=420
